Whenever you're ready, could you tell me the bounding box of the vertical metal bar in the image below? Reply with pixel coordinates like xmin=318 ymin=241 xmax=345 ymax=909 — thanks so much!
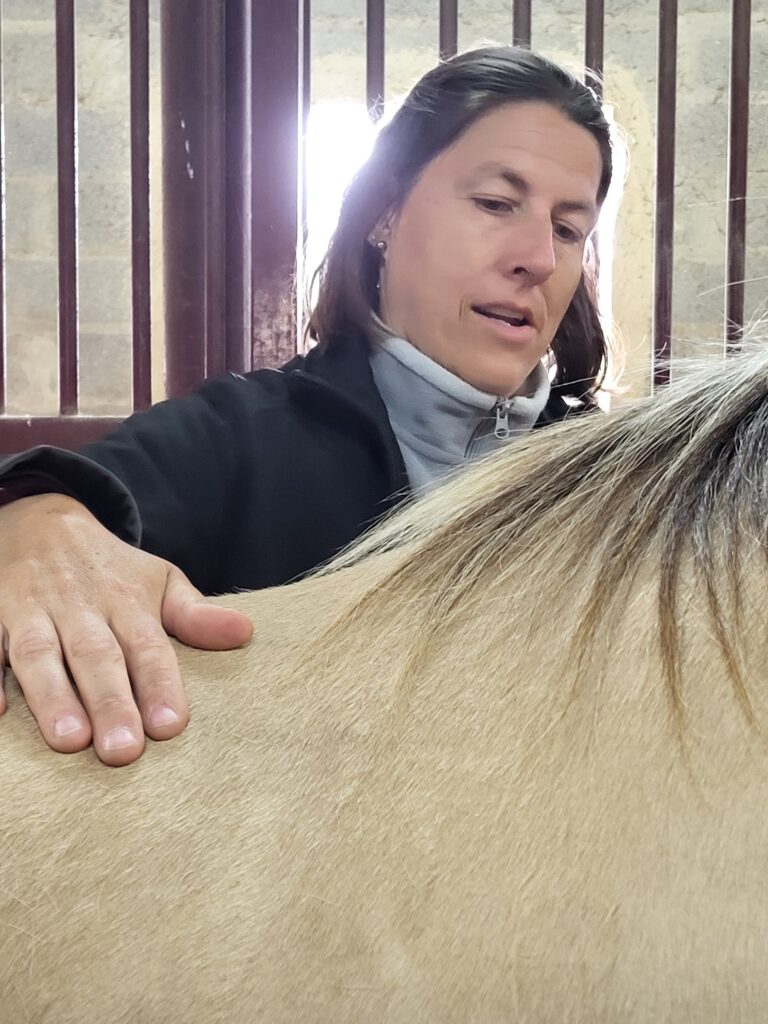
xmin=129 ymin=0 xmax=152 ymax=410
xmin=0 ymin=0 xmax=6 ymax=415
xmin=439 ymin=0 xmax=458 ymax=60
xmin=203 ymin=0 xmax=226 ymax=379
xmin=160 ymin=0 xmax=208 ymax=398
xmin=584 ymin=0 xmax=605 ymax=99
xmin=225 ymin=0 xmax=253 ymax=375
xmin=250 ymin=0 xmax=304 ymax=368
xmin=652 ymin=0 xmax=677 ymax=389
xmin=299 ymin=0 xmax=311 ymax=341
xmin=725 ymin=0 xmax=751 ymax=354
xmin=367 ymin=0 xmax=385 ymax=121
xmin=513 ymin=0 xmax=531 ymax=49
xmin=584 ymin=0 xmax=605 ymax=284
xmin=56 ymin=0 xmax=79 ymax=414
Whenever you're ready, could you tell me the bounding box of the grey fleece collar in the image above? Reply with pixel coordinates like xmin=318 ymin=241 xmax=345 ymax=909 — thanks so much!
xmin=369 ymin=334 xmax=551 ymax=495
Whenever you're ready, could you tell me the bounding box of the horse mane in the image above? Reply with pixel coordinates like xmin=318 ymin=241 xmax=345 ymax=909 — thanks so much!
xmin=316 ymin=340 xmax=768 ymax=737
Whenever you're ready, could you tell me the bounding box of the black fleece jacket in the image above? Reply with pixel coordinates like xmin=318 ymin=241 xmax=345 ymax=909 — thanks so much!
xmin=0 ymin=336 xmax=582 ymax=594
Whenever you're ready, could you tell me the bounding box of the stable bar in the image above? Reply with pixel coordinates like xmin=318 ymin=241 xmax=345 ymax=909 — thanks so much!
xmin=585 ymin=0 xmax=605 ymax=98
xmin=203 ymin=0 xmax=226 ymax=379
xmin=160 ymin=0 xmax=208 ymax=398
xmin=652 ymin=0 xmax=678 ymax=389
xmin=0 ymin=0 xmax=6 ymax=415
xmin=513 ymin=0 xmax=531 ymax=49
xmin=55 ymin=0 xmax=79 ymax=414
xmin=0 ymin=417 xmax=123 ymax=453
xmin=129 ymin=0 xmax=152 ymax=409
xmin=299 ymin=0 xmax=310 ymax=328
xmin=725 ymin=0 xmax=751 ymax=354
xmin=225 ymin=0 xmax=253 ymax=375
xmin=367 ymin=0 xmax=385 ymax=121
xmin=439 ymin=0 xmax=458 ymax=60
xmin=250 ymin=0 xmax=304 ymax=368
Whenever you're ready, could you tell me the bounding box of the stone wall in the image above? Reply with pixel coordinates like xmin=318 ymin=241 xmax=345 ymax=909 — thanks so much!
xmin=2 ymin=0 xmax=163 ymax=415
xmin=2 ymin=1 xmax=766 ymax=413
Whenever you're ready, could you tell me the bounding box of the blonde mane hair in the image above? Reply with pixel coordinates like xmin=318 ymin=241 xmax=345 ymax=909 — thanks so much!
xmin=4 ymin=343 xmax=768 ymax=1021
xmin=317 ymin=340 xmax=768 ymax=739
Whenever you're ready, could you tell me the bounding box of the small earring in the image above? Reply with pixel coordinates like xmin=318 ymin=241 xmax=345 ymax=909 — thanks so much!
xmin=369 ymin=236 xmax=387 ymax=253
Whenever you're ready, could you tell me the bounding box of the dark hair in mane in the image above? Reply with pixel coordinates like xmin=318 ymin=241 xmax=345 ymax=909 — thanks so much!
xmin=306 ymin=46 xmax=614 ymax=410
xmin=320 ymin=343 xmax=768 ymax=739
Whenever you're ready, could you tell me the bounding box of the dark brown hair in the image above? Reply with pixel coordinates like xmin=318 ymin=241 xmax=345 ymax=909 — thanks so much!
xmin=306 ymin=46 xmax=614 ymax=408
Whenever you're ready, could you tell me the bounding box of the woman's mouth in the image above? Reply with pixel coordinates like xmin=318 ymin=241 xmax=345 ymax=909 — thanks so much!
xmin=471 ymin=305 xmax=537 ymax=343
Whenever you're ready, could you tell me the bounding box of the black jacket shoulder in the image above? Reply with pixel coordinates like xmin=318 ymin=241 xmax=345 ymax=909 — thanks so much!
xmin=0 ymin=337 xmax=588 ymax=593
xmin=0 ymin=340 xmax=410 ymax=593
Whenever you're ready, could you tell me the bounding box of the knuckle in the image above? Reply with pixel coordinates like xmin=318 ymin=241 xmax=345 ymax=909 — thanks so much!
xmin=88 ymin=692 xmax=137 ymax=719
xmin=67 ymin=629 xmax=121 ymax=664
xmin=138 ymin=672 xmax=182 ymax=703
xmin=125 ymin=624 xmax=170 ymax=656
xmin=12 ymin=628 xmax=59 ymax=663
xmin=32 ymin=688 xmax=81 ymax=720
xmin=119 ymin=578 xmax=159 ymax=605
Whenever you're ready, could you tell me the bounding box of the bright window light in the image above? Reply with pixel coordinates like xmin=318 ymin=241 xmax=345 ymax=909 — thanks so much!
xmin=303 ymin=101 xmax=379 ymax=309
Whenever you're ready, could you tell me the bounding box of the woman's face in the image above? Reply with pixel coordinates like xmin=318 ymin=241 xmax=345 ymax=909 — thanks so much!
xmin=377 ymin=101 xmax=604 ymax=396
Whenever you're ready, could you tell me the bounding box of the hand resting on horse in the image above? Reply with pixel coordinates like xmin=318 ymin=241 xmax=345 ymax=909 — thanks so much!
xmin=0 ymin=492 xmax=253 ymax=766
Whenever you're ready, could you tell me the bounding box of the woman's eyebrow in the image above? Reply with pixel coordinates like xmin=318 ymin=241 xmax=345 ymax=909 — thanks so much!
xmin=471 ymin=161 xmax=598 ymax=219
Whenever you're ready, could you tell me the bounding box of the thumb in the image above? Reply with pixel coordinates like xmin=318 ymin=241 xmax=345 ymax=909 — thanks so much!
xmin=161 ymin=567 xmax=254 ymax=650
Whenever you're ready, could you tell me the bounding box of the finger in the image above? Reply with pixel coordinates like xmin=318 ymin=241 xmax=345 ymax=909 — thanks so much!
xmin=6 ymin=615 xmax=93 ymax=752
xmin=56 ymin=614 xmax=145 ymax=767
xmin=111 ymin=614 xmax=189 ymax=742
xmin=0 ymin=625 xmax=7 ymax=716
xmin=161 ymin=568 xmax=253 ymax=651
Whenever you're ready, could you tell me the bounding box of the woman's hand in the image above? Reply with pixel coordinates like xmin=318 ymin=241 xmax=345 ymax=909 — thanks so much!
xmin=0 ymin=493 xmax=253 ymax=766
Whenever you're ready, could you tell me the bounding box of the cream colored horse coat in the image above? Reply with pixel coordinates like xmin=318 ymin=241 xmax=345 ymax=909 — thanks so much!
xmin=4 ymin=347 xmax=768 ymax=1021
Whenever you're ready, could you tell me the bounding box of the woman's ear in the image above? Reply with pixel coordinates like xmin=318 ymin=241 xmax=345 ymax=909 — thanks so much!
xmin=372 ymin=199 xmax=400 ymax=245
xmin=369 ymin=218 xmax=391 ymax=246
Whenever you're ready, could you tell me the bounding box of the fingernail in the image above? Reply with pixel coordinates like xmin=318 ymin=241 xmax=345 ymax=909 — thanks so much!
xmin=150 ymin=706 xmax=179 ymax=729
xmin=53 ymin=714 xmax=84 ymax=738
xmin=103 ymin=727 xmax=137 ymax=751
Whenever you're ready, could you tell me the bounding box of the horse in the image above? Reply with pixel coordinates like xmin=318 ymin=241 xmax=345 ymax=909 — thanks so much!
xmin=3 ymin=345 xmax=768 ymax=1022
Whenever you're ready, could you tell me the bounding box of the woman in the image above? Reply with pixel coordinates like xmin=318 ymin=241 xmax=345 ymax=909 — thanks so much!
xmin=0 ymin=46 xmax=613 ymax=765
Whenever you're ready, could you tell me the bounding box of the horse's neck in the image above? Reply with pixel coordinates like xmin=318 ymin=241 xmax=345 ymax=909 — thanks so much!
xmin=211 ymin=552 xmax=768 ymax=1019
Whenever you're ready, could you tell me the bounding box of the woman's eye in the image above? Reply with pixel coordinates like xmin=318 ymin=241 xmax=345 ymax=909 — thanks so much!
xmin=474 ymin=197 xmax=513 ymax=214
xmin=555 ymin=223 xmax=583 ymax=244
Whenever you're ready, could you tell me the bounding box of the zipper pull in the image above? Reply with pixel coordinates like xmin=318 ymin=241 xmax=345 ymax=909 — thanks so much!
xmin=494 ymin=398 xmax=512 ymax=439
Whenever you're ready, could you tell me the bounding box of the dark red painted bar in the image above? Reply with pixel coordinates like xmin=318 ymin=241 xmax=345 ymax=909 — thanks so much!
xmin=439 ymin=0 xmax=458 ymax=60
xmin=725 ymin=0 xmax=751 ymax=354
xmin=0 ymin=0 xmax=6 ymax=415
xmin=225 ymin=0 xmax=253 ymax=375
xmin=55 ymin=0 xmax=79 ymax=414
xmin=585 ymin=0 xmax=605 ymax=98
xmin=299 ymin=0 xmax=311 ymax=319
xmin=513 ymin=0 xmax=531 ymax=48
xmin=652 ymin=0 xmax=677 ymax=389
xmin=0 ymin=417 xmax=123 ymax=454
xmin=160 ymin=0 xmax=208 ymax=397
xmin=250 ymin=0 xmax=304 ymax=368
xmin=129 ymin=0 xmax=152 ymax=409
xmin=203 ymin=0 xmax=226 ymax=379
xmin=367 ymin=0 xmax=385 ymax=121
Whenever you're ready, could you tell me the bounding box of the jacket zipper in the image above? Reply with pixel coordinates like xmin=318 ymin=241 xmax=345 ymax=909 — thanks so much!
xmin=465 ymin=397 xmax=513 ymax=458
xmin=493 ymin=397 xmax=513 ymax=440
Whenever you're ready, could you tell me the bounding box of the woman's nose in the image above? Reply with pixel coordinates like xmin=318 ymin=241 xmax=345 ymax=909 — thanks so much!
xmin=501 ymin=216 xmax=557 ymax=284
